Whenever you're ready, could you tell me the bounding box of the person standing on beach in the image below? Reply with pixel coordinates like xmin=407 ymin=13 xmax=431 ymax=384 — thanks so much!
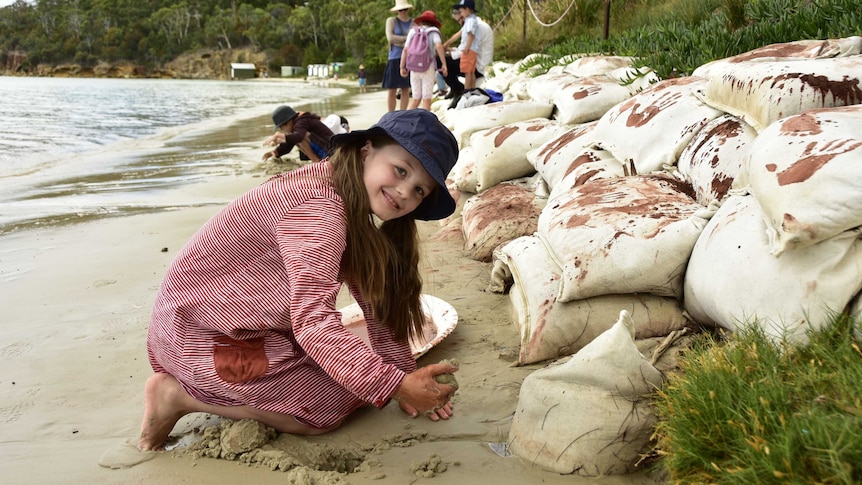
xmin=262 ymin=105 xmax=334 ymax=163
xmin=358 ymin=64 xmax=367 ymax=94
xmin=451 ymin=0 xmax=480 ymax=91
xmin=138 ymin=109 xmax=460 ymax=451
xmin=383 ymin=0 xmax=414 ymax=112
xmin=441 ymin=3 xmax=493 ymax=98
xmin=400 ymin=10 xmax=448 ymax=111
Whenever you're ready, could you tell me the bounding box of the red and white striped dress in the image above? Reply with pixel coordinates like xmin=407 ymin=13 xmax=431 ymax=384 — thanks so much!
xmin=147 ymin=161 xmax=416 ymax=429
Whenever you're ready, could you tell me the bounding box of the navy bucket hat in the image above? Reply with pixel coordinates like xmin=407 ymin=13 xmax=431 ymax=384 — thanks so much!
xmin=272 ymin=105 xmax=299 ymax=129
xmin=331 ymin=110 xmax=459 ymax=221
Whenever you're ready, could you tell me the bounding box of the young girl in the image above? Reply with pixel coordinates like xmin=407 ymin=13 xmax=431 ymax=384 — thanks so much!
xmin=139 ymin=109 xmax=460 ymax=451
xmin=399 ymin=10 xmax=448 ymax=111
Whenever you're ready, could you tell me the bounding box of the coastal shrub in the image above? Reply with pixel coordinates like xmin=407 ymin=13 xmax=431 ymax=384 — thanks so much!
xmin=652 ymin=315 xmax=862 ymax=483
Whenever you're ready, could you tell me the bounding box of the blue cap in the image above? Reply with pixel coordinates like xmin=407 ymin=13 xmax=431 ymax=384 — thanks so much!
xmin=453 ymin=0 xmax=476 ymax=11
xmin=332 ymin=110 xmax=458 ymax=221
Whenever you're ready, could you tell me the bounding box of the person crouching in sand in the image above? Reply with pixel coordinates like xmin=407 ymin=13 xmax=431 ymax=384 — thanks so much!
xmin=139 ymin=109 xmax=460 ymax=451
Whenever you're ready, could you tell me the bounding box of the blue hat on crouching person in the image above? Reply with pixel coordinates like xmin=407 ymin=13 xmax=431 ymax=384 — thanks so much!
xmin=331 ymin=110 xmax=458 ymax=221
xmin=272 ymin=105 xmax=299 ymax=129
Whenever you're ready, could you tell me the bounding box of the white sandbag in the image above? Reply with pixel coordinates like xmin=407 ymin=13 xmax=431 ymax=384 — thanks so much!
xmin=491 ymin=235 xmax=688 ymax=364
xmin=563 ymin=55 xmax=635 ymax=78
xmin=526 ymin=72 xmax=578 ymax=105
xmin=461 ymin=183 xmax=543 ymax=262
xmin=527 ymin=121 xmax=598 ymax=190
xmin=508 ymin=310 xmax=664 ymax=476
xmin=592 ymin=77 xmax=723 ymax=174
xmin=605 ymin=66 xmax=660 ymax=95
xmin=546 ymin=145 xmax=625 ymax=202
xmin=676 ymin=114 xmax=757 ymax=206
xmin=552 ymin=74 xmax=633 ymax=125
xmin=695 ymin=56 xmax=862 ymax=132
xmin=693 ymin=37 xmax=862 ymax=79
xmin=745 ymin=105 xmax=862 ymax=255
xmin=451 ymin=100 xmax=555 ymax=148
xmin=684 ymin=194 xmax=862 ymax=346
xmin=538 ymin=173 xmax=714 ymax=302
xmin=448 ymin=146 xmax=478 ymax=194
xmin=471 ymin=118 xmax=569 ymax=192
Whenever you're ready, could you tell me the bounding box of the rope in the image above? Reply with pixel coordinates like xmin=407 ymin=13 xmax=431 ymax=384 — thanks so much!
xmin=525 ymin=0 xmax=578 ymax=27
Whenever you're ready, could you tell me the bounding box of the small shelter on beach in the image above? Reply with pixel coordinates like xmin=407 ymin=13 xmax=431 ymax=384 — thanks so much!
xmin=281 ymin=66 xmax=304 ymax=77
xmin=230 ymin=63 xmax=256 ymax=79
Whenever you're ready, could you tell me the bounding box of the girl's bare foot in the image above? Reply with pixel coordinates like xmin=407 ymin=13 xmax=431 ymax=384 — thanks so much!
xmin=138 ymin=373 xmax=189 ymax=451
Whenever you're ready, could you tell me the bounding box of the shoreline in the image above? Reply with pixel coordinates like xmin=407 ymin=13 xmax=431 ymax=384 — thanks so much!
xmin=0 ymin=88 xmax=659 ymax=484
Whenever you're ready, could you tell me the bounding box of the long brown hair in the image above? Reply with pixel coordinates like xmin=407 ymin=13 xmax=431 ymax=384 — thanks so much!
xmin=329 ymin=134 xmax=425 ymax=342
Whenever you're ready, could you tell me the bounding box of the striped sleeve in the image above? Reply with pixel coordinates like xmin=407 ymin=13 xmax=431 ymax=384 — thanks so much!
xmin=278 ymin=197 xmax=406 ymax=408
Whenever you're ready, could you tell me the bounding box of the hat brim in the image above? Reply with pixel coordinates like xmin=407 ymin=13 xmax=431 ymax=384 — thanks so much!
xmin=415 ymin=15 xmax=442 ymax=28
xmin=331 ymin=129 xmax=456 ymax=221
xmin=390 ymin=3 xmax=413 ymax=11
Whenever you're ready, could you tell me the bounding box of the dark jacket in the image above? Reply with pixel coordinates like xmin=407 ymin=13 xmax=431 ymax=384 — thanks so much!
xmin=274 ymin=112 xmax=335 ymax=158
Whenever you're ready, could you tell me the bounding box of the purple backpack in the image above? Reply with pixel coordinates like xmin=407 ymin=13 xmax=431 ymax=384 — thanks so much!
xmin=405 ymin=27 xmax=437 ymax=72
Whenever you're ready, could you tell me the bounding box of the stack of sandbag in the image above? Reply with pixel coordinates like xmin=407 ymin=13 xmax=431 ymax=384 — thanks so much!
xmin=469 ymin=118 xmax=570 ymax=192
xmin=526 ymin=121 xmax=600 ymax=192
xmin=684 ymin=194 xmax=862 ymax=345
xmin=538 ymin=173 xmax=716 ymax=302
xmin=490 ymin=234 xmax=687 ymax=364
xmin=446 ymin=100 xmax=554 ymax=148
xmin=481 ymin=54 xmax=551 ymax=99
xmin=685 ymin=105 xmax=862 ymax=345
xmin=591 ymin=76 xmax=724 ymax=175
xmin=508 ymin=310 xmax=664 ymax=476
xmin=693 ymin=37 xmax=862 ymax=132
xmin=450 ymin=117 xmax=567 ymax=260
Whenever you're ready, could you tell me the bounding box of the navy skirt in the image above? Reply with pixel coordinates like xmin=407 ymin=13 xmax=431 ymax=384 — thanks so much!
xmin=381 ymin=58 xmax=411 ymax=89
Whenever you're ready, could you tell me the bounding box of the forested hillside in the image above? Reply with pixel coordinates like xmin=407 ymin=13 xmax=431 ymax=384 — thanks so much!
xmin=0 ymin=0 xmax=513 ymax=79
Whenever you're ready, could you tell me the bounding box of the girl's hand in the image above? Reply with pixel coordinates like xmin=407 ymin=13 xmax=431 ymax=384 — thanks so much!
xmin=393 ymin=361 xmax=459 ymax=419
xmin=262 ymin=150 xmax=276 ymax=161
xmin=398 ymin=400 xmax=453 ymax=421
xmin=400 ymin=67 xmax=408 ymax=78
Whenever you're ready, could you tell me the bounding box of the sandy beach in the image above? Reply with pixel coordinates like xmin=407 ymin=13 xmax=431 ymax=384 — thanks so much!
xmin=0 ymin=87 xmax=660 ymax=485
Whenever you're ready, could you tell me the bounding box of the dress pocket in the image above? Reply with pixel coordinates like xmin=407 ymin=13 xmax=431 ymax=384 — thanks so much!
xmin=212 ymin=336 xmax=269 ymax=383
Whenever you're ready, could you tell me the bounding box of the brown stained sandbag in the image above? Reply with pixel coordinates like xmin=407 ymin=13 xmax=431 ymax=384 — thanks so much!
xmin=684 ymin=194 xmax=862 ymax=346
xmin=527 ymin=121 xmax=598 ymax=191
xmin=695 ymin=56 xmax=862 ymax=133
xmin=492 ymin=235 xmax=687 ymax=365
xmin=538 ymin=173 xmax=713 ymax=302
xmin=470 ymin=118 xmax=569 ymax=192
xmin=676 ymin=113 xmax=757 ymax=206
xmin=744 ymin=105 xmax=862 ymax=255
xmin=461 ymin=183 xmax=543 ymax=262
xmin=591 ymin=76 xmax=723 ymax=175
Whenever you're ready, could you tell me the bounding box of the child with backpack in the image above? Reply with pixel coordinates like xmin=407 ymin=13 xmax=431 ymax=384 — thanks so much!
xmin=400 ymin=10 xmax=448 ymax=111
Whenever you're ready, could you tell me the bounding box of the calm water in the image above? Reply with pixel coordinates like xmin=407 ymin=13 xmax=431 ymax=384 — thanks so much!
xmin=0 ymin=76 xmax=352 ymax=235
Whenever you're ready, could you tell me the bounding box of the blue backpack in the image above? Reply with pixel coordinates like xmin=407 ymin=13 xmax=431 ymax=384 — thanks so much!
xmin=405 ymin=27 xmax=437 ymax=72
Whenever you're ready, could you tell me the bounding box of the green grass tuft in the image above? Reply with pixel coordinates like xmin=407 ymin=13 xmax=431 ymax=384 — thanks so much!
xmin=652 ymin=314 xmax=862 ymax=483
